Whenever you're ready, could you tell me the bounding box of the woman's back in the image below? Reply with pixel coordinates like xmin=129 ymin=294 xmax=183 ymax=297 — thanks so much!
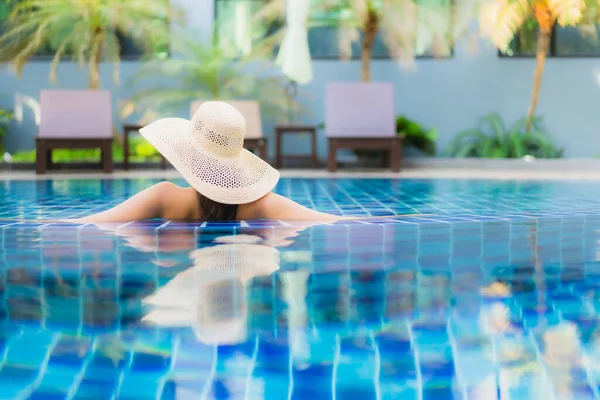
xmin=75 ymin=182 xmax=346 ymax=224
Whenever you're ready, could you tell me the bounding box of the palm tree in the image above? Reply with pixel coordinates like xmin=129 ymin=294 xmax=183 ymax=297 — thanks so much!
xmin=478 ymin=0 xmax=599 ymax=131
xmin=121 ymin=30 xmax=306 ymax=123
xmin=258 ymin=0 xmax=470 ymax=82
xmin=0 ymin=0 xmax=174 ymax=89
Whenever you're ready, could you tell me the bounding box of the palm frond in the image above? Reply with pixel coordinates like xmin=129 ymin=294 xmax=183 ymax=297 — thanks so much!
xmin=479 ymin=0 xmax=532 ymax=52
xmin=415 ymin=0 xmax=453 ymax=58
xmin=379 ymin=0 xmax=418 ymax=64
xmin=125 ymin=30 xmax=305 ymax=123
xmin=252 ymin=0 xmax=285 ymax=25
xmin=547 ymin=0 xmax=586 ymax=26
xmin=0 ymin=0 xmax=176 ymax=87
xmin=124 ymin=87 xmax=212 ymax=118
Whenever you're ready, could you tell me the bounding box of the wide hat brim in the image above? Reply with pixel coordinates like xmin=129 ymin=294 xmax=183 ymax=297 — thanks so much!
xmin=139 ymin=118 xmax=280 ymax=205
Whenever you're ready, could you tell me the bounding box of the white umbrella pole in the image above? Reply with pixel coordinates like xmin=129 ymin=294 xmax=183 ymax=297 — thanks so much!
xmin=285 ymin=80 xmax=298 ymax=124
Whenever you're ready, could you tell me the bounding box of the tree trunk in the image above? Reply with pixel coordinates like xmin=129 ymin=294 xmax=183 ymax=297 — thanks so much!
xmin=361 ymin=9 xmax=379 ymax=82
xmin=88 ymin=29 xmax=104 ymax=90
xmin=526 ymin=2 xmax=552 ymax=131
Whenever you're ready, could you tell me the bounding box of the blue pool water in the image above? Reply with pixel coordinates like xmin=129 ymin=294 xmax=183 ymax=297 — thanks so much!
xmin=1 ymin=178 xmax=600 ymax=399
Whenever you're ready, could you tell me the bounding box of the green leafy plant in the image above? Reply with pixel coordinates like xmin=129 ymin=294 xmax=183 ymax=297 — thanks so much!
xmin=446 ymin=113 xmax=563 ymax=159
xmin=0 ymin=107 xmax=14 ymax=155
xmin=121 ymin=28 xmax=306 ymax=123
xmin=11 ymin=135 xmax=160 ymax=163
xmin=0 ymin=0 xmax=175 ymax=89
xmin=352 ymin=115 xmax=438 ymax=159
xmin=396 ymin=116 xmax=438 ymax=156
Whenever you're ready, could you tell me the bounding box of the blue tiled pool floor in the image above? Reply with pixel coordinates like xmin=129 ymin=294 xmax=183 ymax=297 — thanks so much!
xmin=1 ymin=178 xmax=600 ymax=399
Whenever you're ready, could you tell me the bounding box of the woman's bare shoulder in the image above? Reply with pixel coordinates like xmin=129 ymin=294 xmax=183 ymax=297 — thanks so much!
xmin=242 ymin=193 xmax=345 ymax=222
xmin=158 ymin=183 xmax=200 ymax=220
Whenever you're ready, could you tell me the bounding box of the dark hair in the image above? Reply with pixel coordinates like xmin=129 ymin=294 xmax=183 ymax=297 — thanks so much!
xmin=197 ymin=192 xmax=238 ymax=221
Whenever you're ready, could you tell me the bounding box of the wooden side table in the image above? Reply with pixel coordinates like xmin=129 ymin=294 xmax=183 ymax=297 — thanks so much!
xmin=328 ymin=137 xmax=402 ymax=172
xmin=123 ymin=124 xmax=167 ymax=171
xmin=275 ymin=125 xmax=317 ymax=169
xmin=244 ymin=138 xmax=268 ymax=161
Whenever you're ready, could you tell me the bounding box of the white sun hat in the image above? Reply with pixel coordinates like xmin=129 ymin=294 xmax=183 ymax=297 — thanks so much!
xmin=139 ymin=101 xmax=280 ymax=205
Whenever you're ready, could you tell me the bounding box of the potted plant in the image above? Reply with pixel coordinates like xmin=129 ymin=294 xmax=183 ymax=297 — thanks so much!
xmin=396 ymin=116 xmax=438 ymax=156
xmin=446 ymin=113 xmax=563 ymax=158
xmin=354 ymin=115 xmax=438 ymax=161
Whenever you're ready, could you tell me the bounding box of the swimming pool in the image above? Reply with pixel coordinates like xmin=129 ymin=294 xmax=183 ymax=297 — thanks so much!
xmin=1 ymin=178 xmax=600 ymax=399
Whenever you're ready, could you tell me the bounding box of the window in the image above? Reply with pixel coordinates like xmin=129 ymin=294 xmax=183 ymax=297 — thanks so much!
xmin=501 ymin=19 xmax=600 ymax=57
xmin=555 ymin=24 xmax=600 ymax=56
xmin=215 ymin=0 xmax=454 ymax=59
xmin=215 ymin=0 xmax=278 ymax=57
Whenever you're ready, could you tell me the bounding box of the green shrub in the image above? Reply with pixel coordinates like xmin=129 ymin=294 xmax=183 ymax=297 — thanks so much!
xmin=396 ymin=116 xmax=438 ymax=156
xmin=11 ymin=133 xmax=162 ymax=163
xmin=446 ymin=113 xmax=563 ymax=159
xmin=0 ymin=107 xmax=14 ymax=155
xmin=355 ymin=115 xmax=438 ymax=159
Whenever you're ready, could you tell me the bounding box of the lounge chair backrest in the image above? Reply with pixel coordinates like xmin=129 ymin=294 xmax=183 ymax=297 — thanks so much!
xmin=191 ymin=100 xmax=263 ymax=139
xmin=39 ymin=90 xmax=112 ymax=138
xmin=325 ymin=82 xmax=395 ymax=137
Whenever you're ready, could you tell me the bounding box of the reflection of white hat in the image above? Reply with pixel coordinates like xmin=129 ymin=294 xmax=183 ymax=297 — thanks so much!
xmin=142 ymin=238 xmax=280 ymax=345
xmin=139 ymin=101 xmax=279 ymax=205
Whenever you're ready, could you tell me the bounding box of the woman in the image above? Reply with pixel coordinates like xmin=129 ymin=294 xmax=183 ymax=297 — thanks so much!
xmin=75 ymin=101 xmax=347 ymax=224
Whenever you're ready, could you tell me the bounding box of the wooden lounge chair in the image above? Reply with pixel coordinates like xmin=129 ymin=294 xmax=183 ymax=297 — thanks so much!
xmin=35 ymin=90 xmax=113 ymax=174
xmin=325 ymin=82 xmax=402 ymax=172
xmin=191 ymin=100 xmax=268 ymax=161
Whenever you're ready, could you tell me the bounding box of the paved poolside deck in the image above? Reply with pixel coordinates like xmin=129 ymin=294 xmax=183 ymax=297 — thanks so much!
xmin=2 ymin=167 xmax=600 ymax=181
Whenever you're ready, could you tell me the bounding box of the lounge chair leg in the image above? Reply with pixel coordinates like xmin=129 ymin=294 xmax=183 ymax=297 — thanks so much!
xmin=123 ymin=129 xmax=130 ymax=171
xmin=102 ymin=140 xmax=113 ymax=173
xmin=391 ymin=140 xmax=401 ymax=172
xmin=36 ymin=141 xmax=47 ymax=175
xmin=46 ymin=149 xmax=53 ymax=170
xmin=328 ymin=141 xmax=337 ymax=172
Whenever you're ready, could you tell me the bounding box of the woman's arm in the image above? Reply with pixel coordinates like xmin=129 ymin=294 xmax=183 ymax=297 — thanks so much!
xmin=72 ymin=182 xmax=195 ymax=224
xmin=72 ymin=182 xmax=167 ymax=224
xmin=252 ymin=193 xmax=420 ymax=222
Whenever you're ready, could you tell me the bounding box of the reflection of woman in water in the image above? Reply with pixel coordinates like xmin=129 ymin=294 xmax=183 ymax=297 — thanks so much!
xmin=74 ymin=101 xmax=349 ymax=224
xmin=142 ymin=235 xmax=281 ymax=344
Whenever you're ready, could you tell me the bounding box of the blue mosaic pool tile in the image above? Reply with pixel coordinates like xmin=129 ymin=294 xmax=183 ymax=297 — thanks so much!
xmin=28 ymin=389 xmax=69 ymax=400
xmin=73 ymin=378 xmax=119 ymax=400
xmin=118 ymin=373 xmax=166 ymax=399
xmin=290 ymin=364 xmax=335 ymax=400
xmin=5 ymin=179 xmax=600 ymax=398
xmin=4 ymin=329 xmax=56 ymax=367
